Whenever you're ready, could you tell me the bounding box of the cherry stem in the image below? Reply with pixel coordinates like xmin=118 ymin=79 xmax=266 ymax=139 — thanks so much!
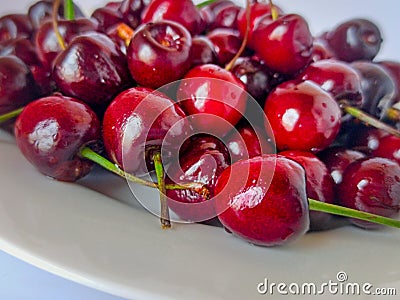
xmin=64 ymin=0 xmax=75 ymax=20
xmin=53 ymin=0 xmax=66 ymax=50
xmin=225 ymin=0 xmax=251 ymax=71
xmin=0 ymin=107 xmax=24 ymax=124
xmin=308 ymin=199 xmax=400 ymax=229
xmin=340 ymin=101 xmax=400 ymax=138
xmin=152 ymin=152 xmax=171 ymax=229
xmin=196 ymin=0 xmax=218 ymax=8
xmin=78 ymin=146 xmax=208 ymax=193
xmin=269 ymin=0 xmax=279 ymax=20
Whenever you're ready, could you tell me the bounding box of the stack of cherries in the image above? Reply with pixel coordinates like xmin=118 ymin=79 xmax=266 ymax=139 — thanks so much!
xmin=1 ymin=0 xmax=400 ymax=247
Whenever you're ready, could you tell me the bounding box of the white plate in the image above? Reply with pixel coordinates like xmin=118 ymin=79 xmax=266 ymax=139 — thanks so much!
xmin=1 ymin=1 xmax=400 ymax=299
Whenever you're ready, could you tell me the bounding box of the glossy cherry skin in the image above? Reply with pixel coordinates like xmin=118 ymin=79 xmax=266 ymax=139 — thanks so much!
xmin=207 ymin=28 xmax=242 ymax=66
xmin=0 ymin=56 xmax=40 ymax=115
xmin=280 ymin=150 xmax=335 ymax=231
xmin=177 ymin=64 xmax=247 ymax=138
xmin=14 ymin=94 xmax=101 ymax=182
xmin=91 ymin=6 xmax=123 ymax=32
xmin=119 ymin=0 xmax=149 ymax=29
xmin=372 ymin=135 xmax=400 ymax=165
xmin=351 ymin=61 xmax=397 ymax=119
xmin=298 ymin=59 xmax=363 ymax=108
xmin=53 ymin=32 xmax=133 ymax=110
xmin=0 ymin=37 xmax=41 ymax=67
xmin=102 ymin=87 xmax=192 ymax=175
xmin=209 ymin=2 xmax=241 ymax=30
xmin=215 ymin=155 xmax=309 ymax=246
xmin=190 ymin=36 xmax=218 ymax=67
xmin=311 ymin=37 xmax=335 ymax=62
xmin=264 ymin=80 xmax=341 ymax=152
xmin=180 ymin=134 xmax=228 ymax=158
xmin=346 ymin=126 xmax=388 ymax=154
xmin=127 ymin=20 xmax=192 ymax=89
xmin=224 ymin=123 xmax=274 ymax=163
xmin=237 ymin=2 xmax=283 ymax=48
xmin=141 ymin=0 xmax=203 ymax=35
xmin=0 ymin=14 xmax=33 ymax=43
xmin=318 ymin=146 xmax=366 ymax=185
xmin=166 ymin=148 xmax=230 ymax=222
xmin=251 ymin=14 xmax=313 ymax=75
xmin=325 ymin=19 xmax=382 ymax=62
xmin=35 ymin=18 xmax=98 ymax=69
xmin=337 ymin=157 xmax=400 ymax=229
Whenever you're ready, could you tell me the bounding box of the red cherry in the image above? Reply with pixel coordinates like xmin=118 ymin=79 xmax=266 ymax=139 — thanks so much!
xmin=215 ymin=155 xmax=309 ymax=246
xmin=126 ymin=20 xmax=192 ymax=89
xmin=102 ymin=87 xmax=192 ymax=175
xmin=372 ymin=135 xmax=400 ymax=165
xmin=14 ymin=94 xmax=101 ymax=182
xmin=177 ymin=64 xmax=247 ymax=138
xmin=251 ymin=14 xmax=313 ymax=75
xmin=207 ymin=28 xmax=242 ymax=66
xmin=264 ymin=80 xmax=341 ymax=152
xmin=337 ymin=157 xmax=400 ymax=229
xmin=279 ymin=150 xmax=335 ymax=231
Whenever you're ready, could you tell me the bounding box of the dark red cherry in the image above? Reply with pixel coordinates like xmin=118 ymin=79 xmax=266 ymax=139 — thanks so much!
xmin=372 ymin=135 xmax=400 ymax=165
xmin=14 ymin=94 xmax=101 ymax=182
xmin=35 ymin=18 xmax=98 ymax=69
xmin=190 ymin=36 xmax=218 ymax=67
xmin=209 ymin=2 xmax=241 ymax=30
xmin=236 ymin=2 xmax=283 ymax=48
xmin=141 ymin=0 xmax=203 ymax=35
xmin=53 ymin=32 xmax=133 ymax=110
xmin=311 ymin=37 xmax=335 ymax=62
xmin=224 ymin=123 xmax=274 ymax=163
xmin=177 ymin=64 xmax=247 ymax=138
xmin=298 ymin=59 xmax=363 ymax=108
xmin=264 ymin=80 xmax=341 ymax=152
xmin=91 ymin=5 xmax=123 ymax=32
xmin=0 ymin=56 xmax=40 ymax=115
xmin=351 ymin=61 xmax=397 ymax=119
xmin=198 ymin=0 xmax=233 ymax=28
xmin=325 ymin=18 xmax=382 ymax=62
xmin=180 ymin=134 xmax=228 ymax=158
xmin=102 ymin=87 xmax=192 ymax=175
xmin=215 ymin=155 xmax=309 ymax=246
xmin=279 ymin=150 xmax=335 ymax=231
xmin=0 ymin=37 xmax=41 ymax=67
xmin=251 ymin=14 xmax=313 ymax=75
xmin=380 ymin=60 xmax=400 ymax=88
xmin=346 ymin=125 xmax=388 ymax=154
xmin=337 ymin=157 xmax=400 ymax=229
xmin=318 ymin=146 xmax=366 ymax=185
xmin=207 ymin=28 xmax=242 ymax=66
xmin=127 ymin=20 xmax=192 ymax=89
xmin=119 ymin=0 xmax=149 ymax=29
xmin=166 ymin=148 xmax=230 ymax=222
xmin=0 ymin=14 xmax=33 ymax=43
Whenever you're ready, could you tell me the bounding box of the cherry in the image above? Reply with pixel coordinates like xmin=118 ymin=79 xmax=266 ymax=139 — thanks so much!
xmin=209 ymin=2 xmax=241 ymax=30
xmin=237 ymin=2 xmax=283 ymax=48
xmin=198 ymin=0 xmax=233 ymax=29
xmin=119 ymin=0 xmax=149 ymax=30
xmin=372 ymin=135 xmax=400 ymax=165
xmin=177 ymin=63 xmax=247 ymax=138
xmin=346 ymin=125 xmax=388 ymax=154
xmin=298 ymin=59 xmax=363 ymax=108
xmin=318 ymin=146 xmax=366 ymax=185
xmin=207 ymin=28 xmax=242 ymax=66
xmin=126 ymin=20 xmax=192 ymax=89
xmin=35 ymin=18 xmax=98 ymax=69
xmin=264 ymin=80 xmax=342 ymax=152
xmin=141 ymin=0 xmax=203 ymax=35
xmin=53 ymin=32 xmax=133 ymax=110
xmin=0 ymin=14 xmax=33 ymax=43
xmin=215 ymin=155 xmax=309 ymax=246
xmin=251 ymin=14 xmax=313 ymax=75
xmin=102 ymin=87 xmax=192 ymax=175
xmin=190 ymin=36 xmax=218 ymax=67
xmin=224 ymin=123 xmax=274 ymax=163
xmin=311 ymin=37 xmax=334 ymax=62
xmin=91 ymin=5 xmax=123 ymax=33
xmin=325 ymin=18 xmax=382 ymax=62
xmin=14 ymin=94 xmax=101 ymax=182
xmin=279 ymin=150 xmax=335 ymax=231
xmin=0 ymin=56 xmax=40 ymax=115
xmin=337 ymin=157 xmax=400 ymax=229
xmin=180 ymin=134 xmax=228 ymax=158
xmin=351 ymin=61 xmax=397 ymax=119
xmin=166 ymin=146 xmax=230 ymax=222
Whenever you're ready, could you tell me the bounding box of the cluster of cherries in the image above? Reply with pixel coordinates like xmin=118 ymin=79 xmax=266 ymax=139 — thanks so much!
xmin=1 ymin=0 xmax=400 ymax=247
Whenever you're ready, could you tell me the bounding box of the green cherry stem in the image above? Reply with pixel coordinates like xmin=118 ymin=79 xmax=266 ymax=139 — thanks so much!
xmin=308 ymin=199 xmax=400 ymax=228
xmin=153 ymin=152 xmax=171 ymax=229
xmin=78 ymin=146 xmax=208 ymax=194
xmin=64 ymin=0 xmax=75 ymax=20
xmin=196 ymin=0 xmax=218 ymax=8
xmin=0 ymin=107 xmax=24 ymax=124
xmin=340 ymin=101 xmax=400 ymax=138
